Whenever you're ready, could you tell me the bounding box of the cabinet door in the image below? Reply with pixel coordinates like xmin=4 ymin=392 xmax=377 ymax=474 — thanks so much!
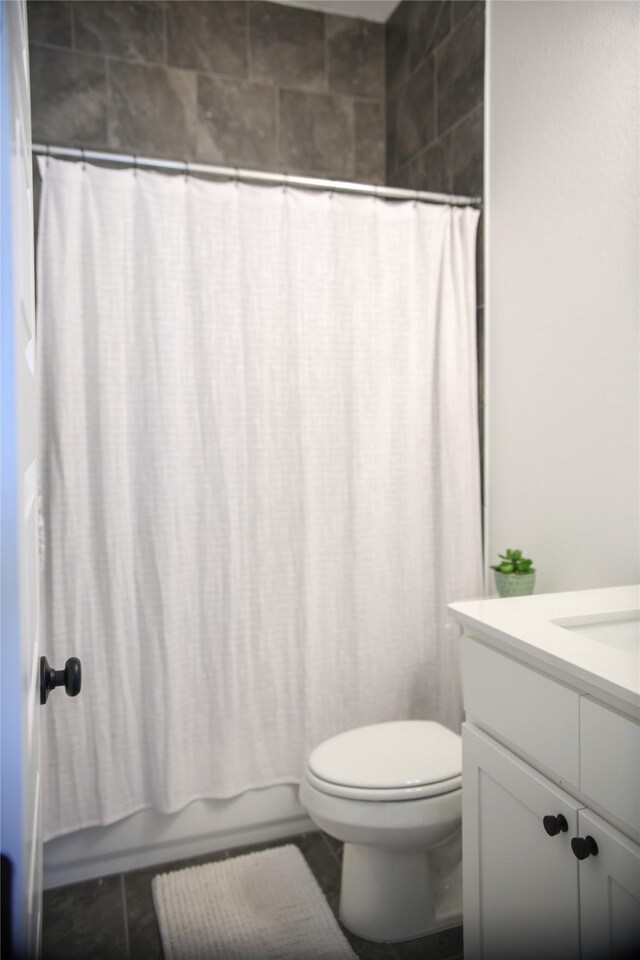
xmin=578 ymin=808 xmax=640 ymax=960
xmin=463 ymin=724 xmax=582 ymax=960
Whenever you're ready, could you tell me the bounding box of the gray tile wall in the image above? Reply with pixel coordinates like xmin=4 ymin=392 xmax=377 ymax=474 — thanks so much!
xmin=386 ymin=0 xmax=485 ymax=495
xmin=27 ymin=0 xmax=385 ymax=183
xmin=386 ymin=0 xmax=484 ymax=198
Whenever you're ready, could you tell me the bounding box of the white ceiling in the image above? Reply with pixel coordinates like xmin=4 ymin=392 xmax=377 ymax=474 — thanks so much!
xmin=273 ymin=1 xmax=401 ymax=24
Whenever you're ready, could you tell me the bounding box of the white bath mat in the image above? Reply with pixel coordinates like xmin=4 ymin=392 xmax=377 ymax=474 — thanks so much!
xmin=152 ymin=844 xmax=358 ymax=960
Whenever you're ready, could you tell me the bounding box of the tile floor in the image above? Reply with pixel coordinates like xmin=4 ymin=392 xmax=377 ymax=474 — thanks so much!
xmin=42 ymin=831 xmax=463 ymax=960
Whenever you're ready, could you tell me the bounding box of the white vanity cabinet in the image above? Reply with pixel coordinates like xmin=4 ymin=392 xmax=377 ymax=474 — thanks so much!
xmin=463 ymin=723 xmax=582 ymax=960
xmin=463 ymin=719 xmax=640 ymax=960
xmin=577 ymin=807 xmax=640 ymax=960
xmin=449 ymin=587 xmax=640 ymax=960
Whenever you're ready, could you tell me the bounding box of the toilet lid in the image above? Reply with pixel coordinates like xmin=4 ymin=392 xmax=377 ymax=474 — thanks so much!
xmin=308 ymin=721 xmax=461 ymax=790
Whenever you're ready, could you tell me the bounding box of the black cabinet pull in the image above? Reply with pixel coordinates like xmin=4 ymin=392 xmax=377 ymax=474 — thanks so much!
xmin=543 ymin=814 xmax=568 ymax=836
xmin=40 ymin=656 xmax=82 ymax=705
xmin=571 ymin=835 xmax=598 ymax=860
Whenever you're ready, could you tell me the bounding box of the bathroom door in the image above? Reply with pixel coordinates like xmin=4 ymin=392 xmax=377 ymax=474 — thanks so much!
xmin=1 ymin=0 xmax=43 ymax=955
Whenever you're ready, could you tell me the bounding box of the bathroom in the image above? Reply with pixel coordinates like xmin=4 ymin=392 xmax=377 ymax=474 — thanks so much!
xmin=1 ymin=1 xmax=638 ymax=959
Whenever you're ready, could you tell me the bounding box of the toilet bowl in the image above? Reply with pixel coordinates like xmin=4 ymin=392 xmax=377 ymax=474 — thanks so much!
xmin=299 ymin=720 xmax=462 ymax=943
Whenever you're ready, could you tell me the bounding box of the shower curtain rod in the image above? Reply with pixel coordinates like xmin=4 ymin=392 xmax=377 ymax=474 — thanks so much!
xmin=32 ymin=143 xmax=481 ymax=208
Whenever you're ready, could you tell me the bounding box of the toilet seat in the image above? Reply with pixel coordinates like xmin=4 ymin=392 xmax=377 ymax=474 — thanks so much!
xmin=305 ymin=768 xmax=462 ymax=802
xmin=306 ymin=720 xmax=462 ymax=802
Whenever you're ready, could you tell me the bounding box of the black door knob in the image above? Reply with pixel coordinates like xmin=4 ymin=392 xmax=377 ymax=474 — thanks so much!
xmin=40 ymin=656 xmax=82 ymax=705
xmin=543 ymin=814 xmax=569 ymax=836
xmin=571 ymin=835 xmax=598 ymax=860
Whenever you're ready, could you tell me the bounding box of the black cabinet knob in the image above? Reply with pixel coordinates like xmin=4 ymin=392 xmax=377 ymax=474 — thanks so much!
xmin=543 ymin=814 xmax=568 ymax=836
xmin=40 ymin=656 xmax=82 ymax=705
xmin=571 ymin=835 xmax=598 ymax=860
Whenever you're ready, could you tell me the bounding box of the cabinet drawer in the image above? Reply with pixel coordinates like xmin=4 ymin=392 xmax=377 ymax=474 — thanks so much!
xmin=463 ymin=638 xmax=580 ymax=787
xmin=580 ymin=698 xmax=640 ymax=835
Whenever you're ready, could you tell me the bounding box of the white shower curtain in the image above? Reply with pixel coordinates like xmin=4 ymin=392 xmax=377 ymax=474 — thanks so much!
xmin=38 ymin=158 xmax=482 ymax=840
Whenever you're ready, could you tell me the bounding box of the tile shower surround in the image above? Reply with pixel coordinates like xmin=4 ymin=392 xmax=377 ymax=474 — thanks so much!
xmin=42 ymin=831 xmax=463 ymax=960
xmin=385 ymin=0 xmax=485 ymax=477
xmin=386 ymin=1 xmax=484 ymax=198
xmin=27 ymin=0 xmax=386 ymax=184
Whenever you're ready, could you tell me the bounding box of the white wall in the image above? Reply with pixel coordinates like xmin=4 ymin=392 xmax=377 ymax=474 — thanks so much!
xmin=485 ymin=0 xmax=640 ymax=593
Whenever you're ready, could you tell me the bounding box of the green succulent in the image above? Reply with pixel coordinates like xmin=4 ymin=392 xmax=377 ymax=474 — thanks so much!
xmin=491 ymin=548 xmax=535 ymax=575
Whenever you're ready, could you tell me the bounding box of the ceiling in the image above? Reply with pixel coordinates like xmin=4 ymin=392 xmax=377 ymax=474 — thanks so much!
xmin=273 ymin=1 xmax=401 ymax=24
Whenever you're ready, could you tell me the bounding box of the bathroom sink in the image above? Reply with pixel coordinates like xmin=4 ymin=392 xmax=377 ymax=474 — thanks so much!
xmin=551 ymin=610 xmax=640 ymax=656
xmin=448 ymin=586 xmax=640 ymax=711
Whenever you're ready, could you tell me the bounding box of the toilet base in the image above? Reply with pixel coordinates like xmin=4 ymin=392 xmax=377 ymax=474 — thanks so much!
xmin=339 ymin=841 xmax=457 ymax=943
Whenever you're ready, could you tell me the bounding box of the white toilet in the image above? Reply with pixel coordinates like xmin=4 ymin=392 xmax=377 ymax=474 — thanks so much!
xmin=299 ymin=720 xmax=462 ymax=943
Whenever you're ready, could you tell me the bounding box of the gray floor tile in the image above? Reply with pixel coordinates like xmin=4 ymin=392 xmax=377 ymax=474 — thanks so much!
xmin=320 ymin=829 xmax=344 ymax=863
xmin=390 ymin=924 xmax=463 ymax=960
xmin=43 ymin=833 xmax=458 ymax=960
xmin=155 ymin=847 xmax=230 ymax=873
xmin=294 ymin=832 xmax=342 ymax=915
xmin=124 ymin=847 xmax=229 ymax=959
xmin=123 ymin=868 xmax=162 ymax=960
xmin=343 ymin=928 xmax=397 ymax=960
xmin=42 ymin=874 xmax=127 ymax=960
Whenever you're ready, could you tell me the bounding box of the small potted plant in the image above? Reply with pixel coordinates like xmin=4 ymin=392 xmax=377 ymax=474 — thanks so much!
xmin=491 ymin=548 xmax=536 ymax=598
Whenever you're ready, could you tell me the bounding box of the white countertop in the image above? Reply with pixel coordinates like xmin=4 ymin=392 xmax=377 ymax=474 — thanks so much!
xmin=448 ymin=585 xmax=640 ymax=714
